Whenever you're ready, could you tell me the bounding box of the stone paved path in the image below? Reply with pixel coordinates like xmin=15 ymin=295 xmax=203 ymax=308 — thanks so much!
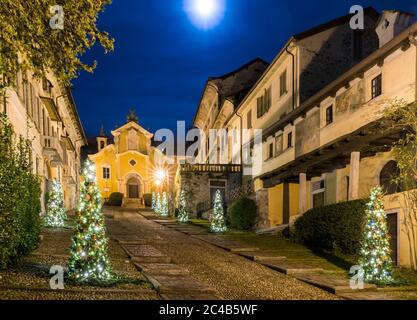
xmin=144 ymin=213 xmax=417 ymax=300
xmin=105 ymin=209 xmax=339 ymax=300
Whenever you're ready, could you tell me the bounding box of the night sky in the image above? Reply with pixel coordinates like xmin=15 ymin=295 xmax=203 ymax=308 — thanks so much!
xmin=72 ymin=0 xmax=417 ymax=138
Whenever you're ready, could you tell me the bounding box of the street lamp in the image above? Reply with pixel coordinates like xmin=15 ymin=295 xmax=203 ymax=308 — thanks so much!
xmin=155 ymin=169 xmax=166 ymax=182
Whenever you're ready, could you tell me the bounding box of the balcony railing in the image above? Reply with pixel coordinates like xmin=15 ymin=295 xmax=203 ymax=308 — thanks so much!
xmin=42 ymin=135 xmax=64 ymax=165
xmin=180 ymin=163 xmax=242 ymax=173
xmin=63 ymin=164 xmax=77 ymax=185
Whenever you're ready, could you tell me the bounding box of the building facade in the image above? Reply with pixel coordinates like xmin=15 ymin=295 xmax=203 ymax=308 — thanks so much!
xmin=1 ymin=70 xmax=86 ymax=213
xmin=189 ymin=7 xmax=380 ymax=225
xmin=256 ymin=10 xmax=417 ymax=267
xmin=186 ymin=8 xmax=417 ymax=267
xmin=90 ymin=111 xmax=177 ymax=208
xmin=181 ymin=58 xmax=268 ymax=215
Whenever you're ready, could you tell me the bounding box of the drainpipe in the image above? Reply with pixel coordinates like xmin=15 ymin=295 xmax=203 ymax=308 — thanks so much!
xmin=235 ymin=111 xmax=244 ymax=186
xmin=408 ymin=35 xmax=417 ymax=102
xmin=285 ymin=44 xmax=296 ymax=110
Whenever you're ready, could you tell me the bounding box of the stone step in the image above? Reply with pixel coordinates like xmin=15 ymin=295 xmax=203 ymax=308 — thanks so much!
xmin=174 ymin=228 xmax=208 ymax=235
xmin=199 ymin=239 xmax=259 ymax=253
xmin=122 ymin=244 xmax=172 ymax=263
xmin=131 ymin=255 xmax=172 ymax=264
xmin=294 ymin=273 xmax=377 ymax=294
xmin=112 ymin=235 xmax=147 ymax=245
xmin=133 ymin=262 xmax=190 ymax=276
xmin=237 ymin=251 xmax=286 ymax=262
xmin=153 ymin=220 xmax=177 ymax=225
xmin=255 ymin=225 xmax=288 ymax=235
xmin=145 ymin=274 xmax=216 ymax=295
xmin=259 ymin=260 xmax=324 ymax=275
xmin=338 ymin=291 xmax=401 ymax=300
xmin=140 ymin=212 xmax=157 ymax=217
xmin=161 ymin=293 xmax=219 ymax=300
xmin=229 ymin=246 xmax=260 ymax=253
xmin=182 ymin=231 xmax=209 ymax=236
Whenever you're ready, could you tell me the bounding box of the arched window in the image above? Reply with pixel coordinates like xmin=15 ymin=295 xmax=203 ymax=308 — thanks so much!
xmin=380 ymin=161 xmax=401 ymax=195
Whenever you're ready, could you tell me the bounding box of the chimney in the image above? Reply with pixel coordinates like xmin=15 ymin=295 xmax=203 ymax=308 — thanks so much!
xmin=376 ymin=10 xmax=415 ymax=47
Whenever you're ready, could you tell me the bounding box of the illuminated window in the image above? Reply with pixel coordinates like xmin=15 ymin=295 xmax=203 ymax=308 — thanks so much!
xmin=326 ymin=105 xmax=334 ymax=125
xmin=287 ymin=132 xmax=293 ymax=148
xmin=372 ymin=74 xmax=382 ymax=99
xmin=103 ymin=167 xmax=110 ymax=180
xmin=280 ymin=70 xmax=287 ymax=96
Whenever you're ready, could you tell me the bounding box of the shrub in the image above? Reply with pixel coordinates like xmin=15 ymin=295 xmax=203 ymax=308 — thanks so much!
xmin=228 ymin=197 xmax=258 ymax=230
xmin=143 ymin=193 xmax=152 ymax=207
xmin=0 ymin=114 xmax=41 ymax=269
xmin=108 ymin=192 xmax=123 ymax=207
xmin=294 ymin=199 xmax=367 ymax=255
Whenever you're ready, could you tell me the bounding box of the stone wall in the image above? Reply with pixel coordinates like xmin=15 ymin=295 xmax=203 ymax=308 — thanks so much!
xmin=179 ymin=171 xmax=241 ymax=217
xmin=255 ymin=189 xmax=270 ymax=229
xmin=295 ymin=108 xmax=320 ymax=158
xmin=299 ymin=14 xmax=379 ymax=103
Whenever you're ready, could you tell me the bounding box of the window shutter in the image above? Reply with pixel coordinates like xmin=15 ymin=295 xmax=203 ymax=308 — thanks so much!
xmin=257 ymin=97 xmax=262 ymax=118
xmin=267 ymin=87 xmax=272 ymax=111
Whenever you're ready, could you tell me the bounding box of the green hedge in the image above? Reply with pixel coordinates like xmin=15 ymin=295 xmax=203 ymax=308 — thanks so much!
xmin=228 ymin=197 xmax=258 ymax=230
xmin=143 ymin=193 xmax=152 ymax=207
xmin=0 ymin=114 xmax=42 ymax=269
xmin=294 ymin=199 xmax=367 ymax=255
xmin=108 ymin=192 xmax=123 ymax=207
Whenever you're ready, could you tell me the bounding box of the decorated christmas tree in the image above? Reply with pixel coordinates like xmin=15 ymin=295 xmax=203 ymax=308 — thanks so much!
xmin=359 ymin=186 xmax=394 ymax=285
xmin=177 ymin=189 xmax=189 ymax=223
xmin=151 ymin=192 xmax=156 ymax=211
xmin=44 ymin=180 xmax=67 ymax=227
xmin=67 ymin=160 xmax=112 ymax=283
xmin=155 ymin=192 xmax=162 ymax=214
xmin=210 ymin=189 xmax=227 ymax=233
xmin=160 ymin=192 xmax=169 ymax=217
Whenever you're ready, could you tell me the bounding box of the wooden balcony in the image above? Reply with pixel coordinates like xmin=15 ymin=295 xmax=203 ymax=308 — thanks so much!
xmin=42 ymin=135 xmax=64 ymax=166
xmin=63 ymin=164 xmax=77 ymax=185
xmin=180 ymin=163 xmax=242 ymax=173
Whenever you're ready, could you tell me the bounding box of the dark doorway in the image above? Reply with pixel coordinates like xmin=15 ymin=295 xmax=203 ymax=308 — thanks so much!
xmin=127 ymin=178 xmax=140 ymax=199
xmin=380 ymin=161 xmax=401 ymax=195
xmin=387 ymin=213 xmax=398 ymax=265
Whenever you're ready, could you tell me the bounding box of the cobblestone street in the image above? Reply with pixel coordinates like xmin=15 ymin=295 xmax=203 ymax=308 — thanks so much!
xmin=106 ymin=209 xmax=339 ymax=300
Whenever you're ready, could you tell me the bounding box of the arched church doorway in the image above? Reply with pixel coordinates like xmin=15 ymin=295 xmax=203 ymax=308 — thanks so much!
xmin=127 ymin=177 xmax=140 ymax=199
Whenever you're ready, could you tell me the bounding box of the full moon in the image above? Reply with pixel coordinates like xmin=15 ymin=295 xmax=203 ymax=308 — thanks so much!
xmin=195 ymin=0 xmax=217 ymax=17
xmin=184 ymin=0 xmax=226 ymax=30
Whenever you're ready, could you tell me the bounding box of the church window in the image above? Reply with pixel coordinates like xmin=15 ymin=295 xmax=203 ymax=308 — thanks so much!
xmin=103 ymin=167 xmax=110 ymax=180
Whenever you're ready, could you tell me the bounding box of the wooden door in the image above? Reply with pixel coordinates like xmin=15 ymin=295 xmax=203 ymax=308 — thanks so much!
xmin=387 ymin=213 xmax=398 ymax=265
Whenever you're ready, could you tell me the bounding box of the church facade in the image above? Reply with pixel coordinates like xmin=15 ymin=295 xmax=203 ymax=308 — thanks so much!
xmin=89 ymin=111 xmax=176 ymax=208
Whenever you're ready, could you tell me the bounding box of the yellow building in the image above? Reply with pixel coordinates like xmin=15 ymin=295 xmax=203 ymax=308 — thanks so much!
xmin=89 ymin=111 xmax=175 ymax=208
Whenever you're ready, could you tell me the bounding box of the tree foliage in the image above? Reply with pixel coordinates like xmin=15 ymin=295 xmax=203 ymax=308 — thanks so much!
xmin=385 ymin=100 xmax=417 ymax=270
xmin=177 ymin=189 xmax=189 ymax=223
xmin=228 ymin=197 xmax=257 ymax=230
xmin=44 ymin=180 xmax=67 ymax=227
xmin=210 ymin=190 xmax=227 ymax=233
xmin=67 ymin=160 xmax=112 ymax=283
xmin=294 ymin=199 xmax=367 ymax=255
xmin=359 ymin=187 xmax=394 ymax=285
xmin=0 ymin=113 xmax=41 ymax=269
xmin=0 ymin=0 xmax=114 ymax=91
